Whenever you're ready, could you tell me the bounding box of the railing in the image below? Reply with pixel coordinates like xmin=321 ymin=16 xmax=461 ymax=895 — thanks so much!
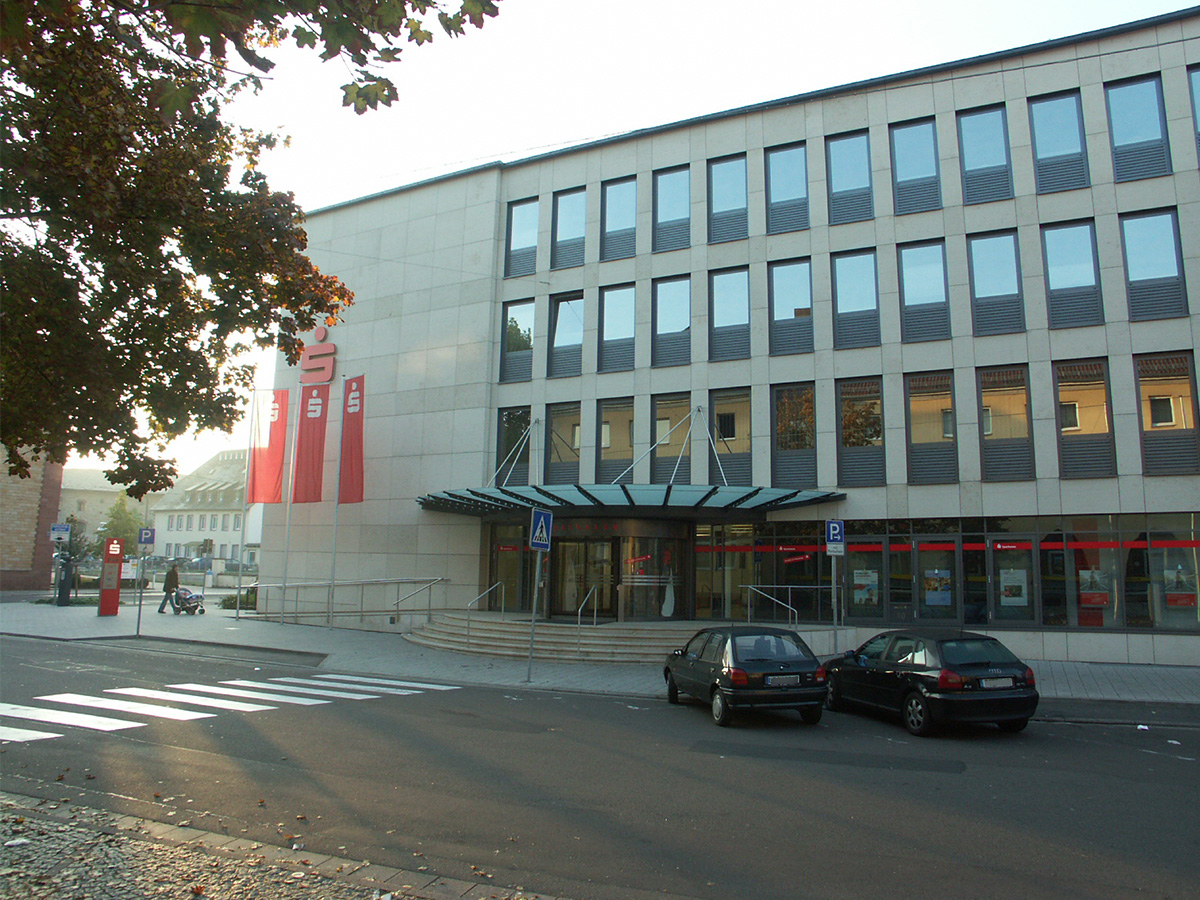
xmin=576 ymin=586 xmax=599 ymax=652
xmin=746 ymin=584 xmax=834 ymax=626
xmin=746 ymin=586 xmax=798 ymax=629
xmin=255 ymin=578 xmax=445 ymax=628
xmin=466 ymin=582 xmax=504 ymax=648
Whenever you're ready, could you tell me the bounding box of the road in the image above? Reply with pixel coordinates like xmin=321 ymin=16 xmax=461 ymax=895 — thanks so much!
xmin=1 ymin=636 xmax=1197 ymax=900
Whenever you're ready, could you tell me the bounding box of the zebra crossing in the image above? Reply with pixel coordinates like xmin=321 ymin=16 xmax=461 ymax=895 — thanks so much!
xmin=0 ymin=674 xmax=460 ymax=744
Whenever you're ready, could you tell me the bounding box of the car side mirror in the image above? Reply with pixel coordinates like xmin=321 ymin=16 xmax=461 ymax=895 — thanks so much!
xmin=843 ymin=650 xmax=854 ymax=659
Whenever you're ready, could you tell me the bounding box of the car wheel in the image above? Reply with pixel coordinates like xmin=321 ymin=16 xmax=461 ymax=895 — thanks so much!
xmin=903 ymin=691 xmax=935 ymax=736
xmin=666 ymin=673 xmax=680 ymax=705
xmin=825 ymin=674 xmax=844 ymax=711
xmin=800 ymin=706 xmax=823 ymax=726
xmin=997 ymin=718 xmax=1028 ymax=733
xmin=711 ymin=689 xmax=733 ymax=727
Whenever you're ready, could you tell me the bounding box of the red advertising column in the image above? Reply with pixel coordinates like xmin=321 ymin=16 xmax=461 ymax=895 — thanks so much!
xmin=98 ymin=538 xmax=124 ymax=616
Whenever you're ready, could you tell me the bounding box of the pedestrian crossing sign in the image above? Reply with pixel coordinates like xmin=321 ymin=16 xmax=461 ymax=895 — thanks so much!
xmin=529 ymin=508 xmax=553 ymax=552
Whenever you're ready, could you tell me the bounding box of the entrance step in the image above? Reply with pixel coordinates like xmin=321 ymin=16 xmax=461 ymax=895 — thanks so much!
xmin=406 ymin=611 xmax=703 ymax=663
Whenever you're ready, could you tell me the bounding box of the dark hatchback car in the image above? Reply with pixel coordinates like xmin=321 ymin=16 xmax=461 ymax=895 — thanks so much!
xmin=824 ymin=629 xmax=1039 ymax=736
xmin=665 ymin=626 xmax=828 ymax=727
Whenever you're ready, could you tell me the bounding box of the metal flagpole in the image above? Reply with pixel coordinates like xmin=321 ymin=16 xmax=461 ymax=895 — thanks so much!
xmin=280 ymin=388 xmax=300 ymax=623
xmin=327 ymin=377 xmax=346 ymax=628
xmin=235 ymin=390 xmax=259 ymax=621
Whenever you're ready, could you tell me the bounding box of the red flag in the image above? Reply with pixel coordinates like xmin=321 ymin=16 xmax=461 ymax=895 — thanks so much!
xmin=292 ymin=384 xmax=330 ymax=503
xmin=246 ymin=389 xmax=289 ymax=504
xmin=339 ymin=376 xmax=365 ymax=504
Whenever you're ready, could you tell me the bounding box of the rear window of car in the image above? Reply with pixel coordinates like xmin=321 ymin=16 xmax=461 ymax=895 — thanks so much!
xmin=940 ymin=638 xmax=1020 ymax=666
xmin=732 ymin=633 xmax=814 ymax=662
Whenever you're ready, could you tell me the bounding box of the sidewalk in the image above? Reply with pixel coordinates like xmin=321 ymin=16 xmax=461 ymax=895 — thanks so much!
xmin=3 ymin=595 xmax=1200 ymax=717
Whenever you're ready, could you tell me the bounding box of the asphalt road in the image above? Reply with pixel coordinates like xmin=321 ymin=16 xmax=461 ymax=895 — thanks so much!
xmin=1 ymin=636 xmax=1197 ymax=900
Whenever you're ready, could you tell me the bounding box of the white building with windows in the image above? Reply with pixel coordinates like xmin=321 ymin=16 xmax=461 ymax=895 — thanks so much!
xmin=263 ymin=9 xmax=1200 ymax=664
xmin=153 ymin=450 xmax=261 ymax=568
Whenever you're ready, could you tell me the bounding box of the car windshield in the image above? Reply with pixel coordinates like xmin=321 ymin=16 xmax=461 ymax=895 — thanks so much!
xmin=940 ymin=638 xmax=1020 ymax=666
xmin=732 ymin=633 xmax=814 ymax=662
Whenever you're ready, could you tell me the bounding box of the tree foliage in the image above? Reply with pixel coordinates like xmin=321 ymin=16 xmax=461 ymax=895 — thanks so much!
xmin=93 ymin=495 xmax=147 ymax=554
xmin=1 ymin=2 xmax=499 ymax=498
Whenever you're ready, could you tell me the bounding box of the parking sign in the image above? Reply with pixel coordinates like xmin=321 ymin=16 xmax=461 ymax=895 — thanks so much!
xmin=825 ymin=519 xmax=845 ymax=556
xmin=138 ymin=527 xmax=155 ymax=546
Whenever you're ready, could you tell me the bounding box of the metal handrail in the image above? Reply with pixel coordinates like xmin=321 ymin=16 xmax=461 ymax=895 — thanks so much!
xmin=467 ymin=582 xmax=505 ymax=648
xmin=576 ymin=586 xmax=598 ymax=652
xmin=255 ymin=577 xmax=444 ymax=626
xmin=746 ymin=585 xmax=798 ymax=629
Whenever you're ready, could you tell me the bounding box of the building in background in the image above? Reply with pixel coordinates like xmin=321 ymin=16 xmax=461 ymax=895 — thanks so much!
xmin=57 ymin=469 xmax=165 ymax=551
xmin=0 ymin=459 xmax=63 ymax=590
xmin=264 ymin=9 xmax=1199 ymax=663
xmin=152 ymin=450 xmax=261 ymax=570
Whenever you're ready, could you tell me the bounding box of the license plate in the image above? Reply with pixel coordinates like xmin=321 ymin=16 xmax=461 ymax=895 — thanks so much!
xmin=981 ymin=677 xmax=1013 ymax=689
xmin=766 ymin=675 xmax=800 ymax=686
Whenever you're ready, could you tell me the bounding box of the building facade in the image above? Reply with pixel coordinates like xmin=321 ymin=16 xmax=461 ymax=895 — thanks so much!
xmin=0 ymin=459 xmax=63 ymax=590
xmin=152 ymin=450 xmax=261 ymax=568
xmin=57 ymin=469 xmax=164 ymax=551
xmin=271 ymin=10 xmax=1200 ymax=663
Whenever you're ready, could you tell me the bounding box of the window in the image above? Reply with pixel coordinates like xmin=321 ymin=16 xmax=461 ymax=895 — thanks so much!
xmin=708 ymin=268 xmax=750 ymax=361
xmin=832 ymin=250 xmax=880 ymax=348
xmin=898 ymin=241 xmax=950 ymax=342
xmin=1042 ymin=221 xmax=1102 ymax=328
xmin=1105 ymin=75 xmax=1170 ymax=181
xmin=772 ymin=383 xmax=816 ymax=488
xmin=551 ymin=188 xmax=586 ymax=269
xmin=210 ymin=515 xmax=218 ymax=530
xmin=957 ymin=106 xmax=1013 ymax=204
xmin=233 ymin=514 xmax=241 ymax=531
xmin=978 ymin=366 xmax=1034 ymax=481
xmin=198 ymin=516 xmax=205 ymax=531
xmin=652 ymin=277 xmax=691 ymax=367
xmin=548 ymin=293 xmax=584 ymax=378
xmin=906 ymin=371 xmax=957 ymax=484
xmin=708 ymin=155 xmax=747 ymax=243
xmin=837 ymin=377 xmax=884 ymax=486
xmin=827 ymin=132 xmax=873 ymax=224
xmin=710 ymin=388 xmax=751 ymax=485
xmin=597 ymin=397 xmax=634 ymax=483
xmin=601 ymin=177 xmax=636 ymax=260
xmin=1054 ymin=360 xmax=1115 ymax=479
xmin=500 ymin=300 xmax=534 ymax=382
xmin=545 ymin=402 xmax=581 ymax=484
xmin=505 ymin=198 xmax=538 ymax=277
xmin=598 ymin=284 xmax=635 ymax=372
xmin=166 ymin=515 xmax=174 ymax=530
xmin=1135 ymin=354 xmax=1200 ymax=475
xmin=1191 ymin=67 xmax=1200 ymax=160
xmin=890 ymin=119 xmax=941 ymax=214
xmin=765 ymin=143 xmax=808 ymax=233
xmin=1120 ymin=210 xmax=1188 ymax=320
xmin=1029 ymin=92 xmax=1089 ymax=193
xmin=186 ymin=515 xmax=193 ymax=529
xmin=496 ymin=406 xmax=532 ymax=486
xmin=967 ymin=231 xmax=1024 ymax=335
xmin=651 ymin=393 xmax=691 ymax=484
xmin=221 ymin=514 xmax=229 ymax=531
xmin=653 ymin=166 xmax=690 ymax=252
xmin=768 ymin=259 xmax=813 ymax=355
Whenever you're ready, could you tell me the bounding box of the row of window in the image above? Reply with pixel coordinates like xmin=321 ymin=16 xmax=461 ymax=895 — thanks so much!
xmin=500 ymin=207 xmax=1189 ymax=380
xmin=163 ymin=513 xmax=242 ymax=532
xmin=505 ymin=70 xmax=1195 ymax=276
xmin=160 ymin=543 xmax=241 ymax=560
xmin=496 ymin=353 xmax=1200 ymax=488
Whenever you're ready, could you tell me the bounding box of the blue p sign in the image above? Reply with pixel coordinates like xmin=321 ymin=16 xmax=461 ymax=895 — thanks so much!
xmin=825 ymin=519 xmax=844 ymax=545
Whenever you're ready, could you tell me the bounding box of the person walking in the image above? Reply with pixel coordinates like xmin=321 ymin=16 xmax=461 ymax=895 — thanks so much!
xmin=158 ymin=564 xmax=179 ymax=613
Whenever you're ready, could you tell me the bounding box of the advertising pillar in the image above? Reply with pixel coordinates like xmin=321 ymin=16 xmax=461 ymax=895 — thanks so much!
xmin=99 ymin=538 xmax=124 ymax=616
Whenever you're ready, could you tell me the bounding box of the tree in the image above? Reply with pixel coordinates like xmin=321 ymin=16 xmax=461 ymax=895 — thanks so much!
xmin=93 ymin=495 xmax=146 ymax=555
xmin=0 ymin=2 xmax=499 ymax=497
xmin=64 ymin=513 xmax=91 ymax=561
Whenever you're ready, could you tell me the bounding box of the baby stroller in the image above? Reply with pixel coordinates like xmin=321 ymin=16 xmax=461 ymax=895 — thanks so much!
xmin=172 ymin=587 xmax=206 ymax=615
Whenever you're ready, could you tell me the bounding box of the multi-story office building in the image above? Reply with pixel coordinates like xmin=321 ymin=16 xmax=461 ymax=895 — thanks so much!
xmin=269 ymin=9 xmax=1200 ymax=663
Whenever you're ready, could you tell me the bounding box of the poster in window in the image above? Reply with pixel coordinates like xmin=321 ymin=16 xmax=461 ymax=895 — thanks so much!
xmin=1164 ymin=567 xmax=1198 ymax=608
xmin=1078 ymin=569 xmax=1110 ymax=607
xmin=924 ymin=569 xmax=952 ymax=606
xmin=999 ymin=568 xmax=1029 ymax=607
xmin=853 ymin=570 xmax=879 ymax=605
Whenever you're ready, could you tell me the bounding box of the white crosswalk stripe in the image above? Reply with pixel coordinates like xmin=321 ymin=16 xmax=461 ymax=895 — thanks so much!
xmin=270 ymin=676 xmax=419 ymax=696
xmin=0 ymin=701 xmax=144 ymax=732
xmin=0 ymin=724 xmax=62 ymax=742
xmin=39 ymin=693 xmax=215 ymax=721
xmin=107 ymin=687 xmax=276 ymax=712
xmin=220 ymin=679 xmax=378 ymax=700
xmin=315 ymin=674 xmax=462 ymax=691
xmin=167 ymin=683 xmax=330 ymax=705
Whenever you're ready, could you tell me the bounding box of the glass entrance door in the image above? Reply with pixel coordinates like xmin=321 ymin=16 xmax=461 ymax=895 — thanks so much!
xmin=992 ymin=538 xmax=1036 ymax=623
xmin=916 ymin=539 xmax=958 ymax=620
xmin=550 ymin=539 xmax=617 ymax=619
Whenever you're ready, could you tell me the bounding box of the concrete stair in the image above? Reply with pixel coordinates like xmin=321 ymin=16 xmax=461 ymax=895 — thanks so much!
xmin=406 ymin=611 xmax=703 ymax=663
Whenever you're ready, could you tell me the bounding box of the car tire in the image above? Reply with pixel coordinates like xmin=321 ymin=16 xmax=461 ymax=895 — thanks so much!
xmin=997 ymin=718 xmax=1028 ymax=733
xmin=799 ymin=706 xmax=823 ymax=726
xmin=825 ymin=674 xmax=844 ymax=711
xmin=902 ymin=691 xmax=935 ymax=736
xmin=666 ymin=673 xmax=680 ymax=705
xmin=711 ymin=689 xmax=733 ymax=727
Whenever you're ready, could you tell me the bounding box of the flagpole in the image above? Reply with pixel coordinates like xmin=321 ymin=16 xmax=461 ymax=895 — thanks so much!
xmin=281 ymin=387 xmax=301 ymax=624
xmin=327 ymin=376 xmax=345 ymax=628
xmin=235 ymin=390 xmax=260 ymax=621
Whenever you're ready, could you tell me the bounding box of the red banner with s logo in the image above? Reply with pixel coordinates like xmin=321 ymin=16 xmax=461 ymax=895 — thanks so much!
xmin=292 ymin=384 xmax=330 ymax=503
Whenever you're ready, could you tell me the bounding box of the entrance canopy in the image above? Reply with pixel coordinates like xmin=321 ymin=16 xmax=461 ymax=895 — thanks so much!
xmin=416 ymin=483 xmax=844 ymax=521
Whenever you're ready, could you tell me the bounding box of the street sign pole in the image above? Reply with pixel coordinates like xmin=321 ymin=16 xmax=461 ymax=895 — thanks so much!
xmin=526 ymin=508 xmax=553 ymax=683
xmin=826 ymin=519 xmax=845 ymax=653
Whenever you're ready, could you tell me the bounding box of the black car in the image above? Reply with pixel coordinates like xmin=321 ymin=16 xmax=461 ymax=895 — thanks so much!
xmin=824 ymin=629 xmax=1039 ymax=736
xmin=665 ymin=626 xmax=828 ymax=727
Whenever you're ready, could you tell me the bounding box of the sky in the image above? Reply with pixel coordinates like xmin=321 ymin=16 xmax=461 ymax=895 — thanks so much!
xmin=68 ymin=0 xmax=1194 ymax=477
